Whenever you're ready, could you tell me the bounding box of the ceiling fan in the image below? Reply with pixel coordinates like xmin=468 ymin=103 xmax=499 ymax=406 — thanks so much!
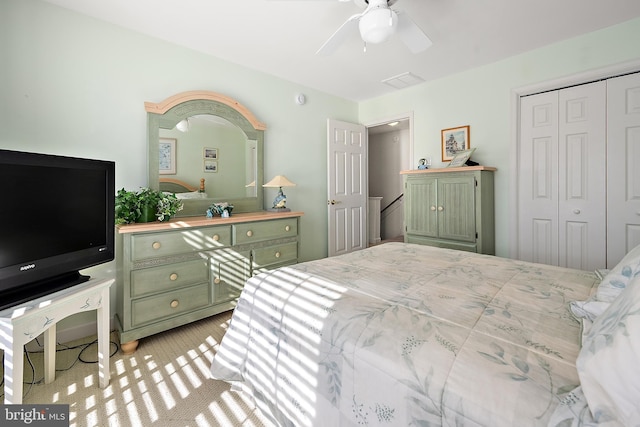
xmin=316 ymin=0 xmax=432 ymax=55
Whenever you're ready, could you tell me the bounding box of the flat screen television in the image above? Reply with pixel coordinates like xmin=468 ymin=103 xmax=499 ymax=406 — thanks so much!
xmin=0 ymin=149 xmax=115 ymax=311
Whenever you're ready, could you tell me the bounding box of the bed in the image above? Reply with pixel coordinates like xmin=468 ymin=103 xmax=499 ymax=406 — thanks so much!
xmin=159 ymin=177 xmax=207 ymax=198
xmin=210 ymin=243 xmax=640 ymax=426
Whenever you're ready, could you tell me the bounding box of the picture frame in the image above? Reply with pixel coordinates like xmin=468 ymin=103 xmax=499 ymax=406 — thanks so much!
xmin=204 ymin=159 xmax=218 ymax=173
xmin=441 ymin=125 xmax=470 ymax=161
xmin=204 ymin=147 xmax=218 ymax=159
xmin=159 ymin=138 xmax=177 ymax=175
xmin=447 ymin=148 xmax=476 ymax=168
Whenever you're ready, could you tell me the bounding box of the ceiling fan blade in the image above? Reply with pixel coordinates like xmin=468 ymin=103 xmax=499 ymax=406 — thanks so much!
xmin=396 ymin=12 xmax=432 ymax=53
xmin=316 ymin=13 xmax=361 ymax=56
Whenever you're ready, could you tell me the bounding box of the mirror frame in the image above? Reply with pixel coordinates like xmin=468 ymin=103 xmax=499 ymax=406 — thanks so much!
xmin=146 ymin=91 xmax=265 ymax=216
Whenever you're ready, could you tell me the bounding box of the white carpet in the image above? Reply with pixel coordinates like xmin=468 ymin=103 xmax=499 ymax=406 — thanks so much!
xmin=4 ymin=310 xmax=275 ymax=427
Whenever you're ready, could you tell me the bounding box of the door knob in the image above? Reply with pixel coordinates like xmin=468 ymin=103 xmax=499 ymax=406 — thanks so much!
xmin=430 ymin=206 xmax=436 ymax=211
xmin=328 ymin=200 xmax=341 ymax=205
xmin=437 ymin=206 xmax=444 ymax=211
xmin=573 ymin=209 xmax=581 ymax=214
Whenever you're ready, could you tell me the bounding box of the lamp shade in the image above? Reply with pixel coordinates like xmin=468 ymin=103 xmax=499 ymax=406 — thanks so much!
xmin=263 ymin=175 xmax=296 ymax=188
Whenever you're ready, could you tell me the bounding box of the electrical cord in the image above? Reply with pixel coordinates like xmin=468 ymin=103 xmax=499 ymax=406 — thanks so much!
xmin=0 ymin=331 xmax=120 ymax=400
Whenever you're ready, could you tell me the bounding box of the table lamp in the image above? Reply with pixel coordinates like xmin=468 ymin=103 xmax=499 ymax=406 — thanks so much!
xmin=263 ymin=175 xmax=296 ymax=212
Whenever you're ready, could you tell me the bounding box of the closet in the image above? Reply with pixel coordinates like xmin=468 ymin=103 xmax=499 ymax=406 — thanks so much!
xmin=517 ymin=72 xmax=640 ymax=270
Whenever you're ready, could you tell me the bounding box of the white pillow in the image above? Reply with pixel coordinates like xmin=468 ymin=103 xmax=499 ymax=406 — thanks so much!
xmin=596 ymin=243 xmax=640 ymax=302
xmin=175 ymin=191 xmax=206 ymax=199
xmin=577 ymin=274 xmax=640 ymax=424
xmin=570 ymin=297 xmax=610 ymax=340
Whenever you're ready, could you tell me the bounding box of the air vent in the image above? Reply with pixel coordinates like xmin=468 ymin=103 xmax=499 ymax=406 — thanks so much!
xmin=381 ymin=72 xmax=425 ymax=89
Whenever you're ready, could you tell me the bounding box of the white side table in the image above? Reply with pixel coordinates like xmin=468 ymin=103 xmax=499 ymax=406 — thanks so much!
xmin=0 ymin=277 xmax=113 ymax=404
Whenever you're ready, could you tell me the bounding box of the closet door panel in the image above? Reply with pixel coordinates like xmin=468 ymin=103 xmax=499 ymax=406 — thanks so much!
xmin=518 ymin=92 xmax=559 ymax=264
xmin=558 ymin=82 xmax=606 ymax=270
xmin=608 ymin=72 xmax=640 ymax=267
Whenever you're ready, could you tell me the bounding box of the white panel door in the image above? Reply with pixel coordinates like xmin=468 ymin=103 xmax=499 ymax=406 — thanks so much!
xmin=327 ymin=119 xmax=367 ymax=257
xmin=518 ymin=91 xmax=559 ymax=265
xmin=518 ymin=82 xmax=607 ymax=270
xmin=558 ymin=81 xmax=607 ymax=270
xmin=607 ymin=72 xmax=640 ymax=267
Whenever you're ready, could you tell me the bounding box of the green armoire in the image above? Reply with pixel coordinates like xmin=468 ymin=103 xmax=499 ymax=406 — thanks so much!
xmin=401 ymin=166 xmax=496 ymax=254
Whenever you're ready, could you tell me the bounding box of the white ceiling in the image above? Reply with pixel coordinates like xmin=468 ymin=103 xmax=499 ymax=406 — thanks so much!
xmin=41 ymin=0 xmax=640 ymax=101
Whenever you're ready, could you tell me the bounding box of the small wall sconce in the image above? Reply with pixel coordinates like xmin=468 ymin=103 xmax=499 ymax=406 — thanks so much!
xmin=263 ymin=175 xmax=296 ymax=212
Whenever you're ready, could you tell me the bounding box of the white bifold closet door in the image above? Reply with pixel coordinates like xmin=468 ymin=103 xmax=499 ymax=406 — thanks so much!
xmin=518 ymin=81 xmax=606 ymax=270
xmin=607 ymin=72 xmax=640 ymax=267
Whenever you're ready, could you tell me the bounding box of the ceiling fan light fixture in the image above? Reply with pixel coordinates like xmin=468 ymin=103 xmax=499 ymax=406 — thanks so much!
xmin=359 ymin=8 xmax=397 ymax=44
xmin=176 ymin=118 xmax=190 ymax=132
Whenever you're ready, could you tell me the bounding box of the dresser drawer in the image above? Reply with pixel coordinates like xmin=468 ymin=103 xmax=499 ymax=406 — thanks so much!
xmin=233 ymin=218 xmax=297 ymax=245
xmin=252 ymin=242 xmax=298 ymax=269
xmin=130 ymin=259 xmax=209 ymax=298
xmin=131 ymin=225 xmax=231 ymax=260
xmin=131 ymin=283 xmax=211 ymax=327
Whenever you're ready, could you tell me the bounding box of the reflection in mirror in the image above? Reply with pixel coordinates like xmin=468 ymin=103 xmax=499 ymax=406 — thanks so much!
xmin=146 ymin=91 xmax=265 ymax=217
xmin=159 ymin=115 xmax=257 ymax=199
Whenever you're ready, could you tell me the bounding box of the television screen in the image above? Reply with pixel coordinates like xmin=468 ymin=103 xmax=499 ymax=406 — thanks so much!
xmin=0 ymin=149 xmax=115 ymax=311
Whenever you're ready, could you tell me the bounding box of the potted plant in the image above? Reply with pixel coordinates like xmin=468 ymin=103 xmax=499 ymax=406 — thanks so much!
xmin=157 ymin=192 xmax=183 ymax=221
xmin=115 ymin=188 xmax=183 ymax=224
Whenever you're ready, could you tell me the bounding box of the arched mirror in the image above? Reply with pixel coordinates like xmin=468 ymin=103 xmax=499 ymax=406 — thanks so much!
xmin=146 ymin=91 xmax=265 ymax=216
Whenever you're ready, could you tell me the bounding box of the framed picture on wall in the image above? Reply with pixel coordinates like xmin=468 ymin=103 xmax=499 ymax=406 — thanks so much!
xmin=441 ymin=125 xmax=470 ymax=161
xmin=204 ymin=159 xmax=218 ymax=173
xmin=204 ymin=148 xmax=218 ymax=159
xmin=159 ymin=138 xmax=177 ymax=175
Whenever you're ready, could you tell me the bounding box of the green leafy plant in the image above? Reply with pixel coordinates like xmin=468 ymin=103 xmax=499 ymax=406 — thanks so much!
xmin=115 ymin=187 xmax=183 ymax=224
xmin=157 ymin=192 xmax=183 ymax=221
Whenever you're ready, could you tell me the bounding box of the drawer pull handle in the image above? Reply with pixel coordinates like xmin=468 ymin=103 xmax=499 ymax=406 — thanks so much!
xmin=246 ymin=230 xmax=253 ymax=237
xmin=275 ymin=251 xmax=281 ymax=258
xmin=169 ymin=273 xmax=178 ymax=281
xmin=152 ymin=242 xmax=161 ymax=250
xmin=573 ymin=209 xmax=581 ymax=215
xmin=212 ymin=234 xmax=220 ymax=241
xmin=214 ymin=277 xmax=221 ymax=284
xmin=285 ymin=225 xmax=291 ymax=232
xmin=437 ymin=206 xmax=444 ymax=211
xmin=170 ymin=300 xmax=179 ymax=308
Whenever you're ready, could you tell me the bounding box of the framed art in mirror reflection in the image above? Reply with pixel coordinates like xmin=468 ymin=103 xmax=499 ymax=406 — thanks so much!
xmin=159 ymin=138 xmax=177 ymax=175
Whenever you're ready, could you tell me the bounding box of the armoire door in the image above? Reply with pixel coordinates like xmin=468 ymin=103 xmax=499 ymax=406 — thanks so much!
xmin=405 ymin=176 xmax=438 ymax=238
xmin=607 ymin=72 xmax=640 ymax=267
xmin=437 ymin=175 xmax=476 ymax=243
xmin=518 ymin=81 xmax=606 ymax=270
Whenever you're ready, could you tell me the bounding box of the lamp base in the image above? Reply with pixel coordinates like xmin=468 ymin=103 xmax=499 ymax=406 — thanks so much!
xmin=267 ymin=207 xmax=291 ymax=212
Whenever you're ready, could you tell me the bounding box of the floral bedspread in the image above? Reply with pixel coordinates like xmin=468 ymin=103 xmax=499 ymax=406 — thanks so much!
xmin=210 ymin=243 xmax=597 ymax=427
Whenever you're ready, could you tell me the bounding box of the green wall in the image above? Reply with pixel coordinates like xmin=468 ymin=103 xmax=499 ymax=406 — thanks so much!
xmin=359 ymin=17 xmax=640 ymax=257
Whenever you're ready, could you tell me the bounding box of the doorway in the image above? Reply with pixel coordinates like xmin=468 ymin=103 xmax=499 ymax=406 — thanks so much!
xmin=367 ymin=117 xmax=412 ymax=245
